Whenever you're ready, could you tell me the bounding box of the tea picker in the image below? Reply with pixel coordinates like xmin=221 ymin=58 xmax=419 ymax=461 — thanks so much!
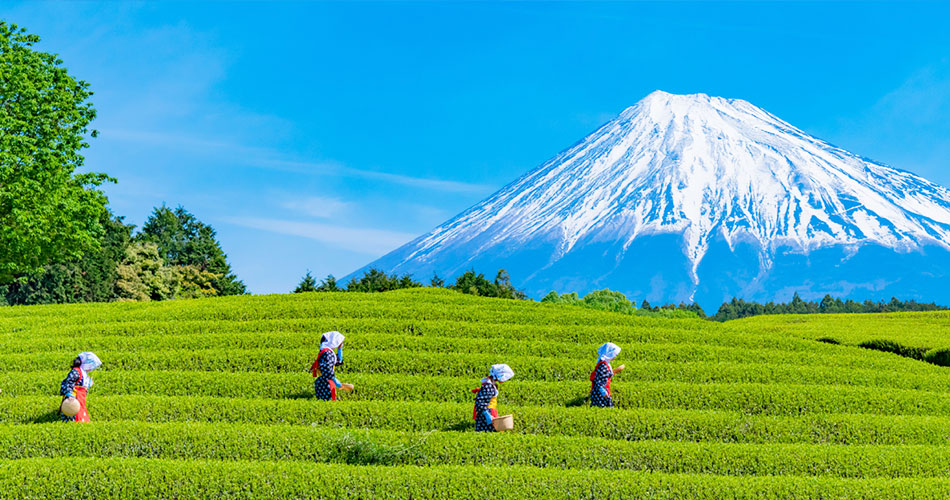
xmin=590 ymin=342 xmax=624 ymax=407
xmin=472 ymin=364 xmax=515 ymax=432
xmin=59 ymin=351 xmax=101 ymax=422
xmin=310 ymin=331 xmax=353 ymax=401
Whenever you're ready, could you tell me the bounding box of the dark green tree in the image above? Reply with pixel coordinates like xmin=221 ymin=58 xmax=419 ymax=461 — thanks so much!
xmin=316 ymin=275 xmax=341 ymax=292
xmin=2 ymin=214 xmax=133 ymax=305
xmin=399 ymin=274 xmax=422 ymax=289
xmin=429 ymin=272 xmax=445 ymax=288
xmin=451 ymin=270 xmax=495 ymax=297
xmin=1 ymin=263 xmax=83 ymax=305
xmin=492 ymin=269 xmax=527 ymax=299
xmin=294 ymin=271 xmax=318 ymax=293
xmin=450 ymin=269 xmax=526 ymax=299
xmin=0 ymin=22 xmax=112 ymax=282
xmin=137 ymin=205 xmax=246 ymax=296
xmin=346 ymin=268 xmax=401 ymax=293
xmin=683 ymin=302 xmax=707 ymax=318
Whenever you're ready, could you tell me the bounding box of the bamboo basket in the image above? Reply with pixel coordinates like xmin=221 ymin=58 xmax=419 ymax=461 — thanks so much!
xmin=60 ymin=397 xmax=80 ymax=417
xmin=492 ymin=414 xmax=513 ymax=432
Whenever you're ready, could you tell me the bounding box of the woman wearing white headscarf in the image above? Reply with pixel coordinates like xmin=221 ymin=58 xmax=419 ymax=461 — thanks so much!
xmin=472 ymin=364 xmax=514 ymax=432
xmin=59 ymin=352 xmax=101 ymax=422
xmin=310 ymin=331 xmax=353 ymax=401
xmin=590 ymin=343 xmax=624 ymax=408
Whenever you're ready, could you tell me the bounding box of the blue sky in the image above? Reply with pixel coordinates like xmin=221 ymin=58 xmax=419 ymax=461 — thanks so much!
xmin=4 ymin=2 xmax=950 ymax=294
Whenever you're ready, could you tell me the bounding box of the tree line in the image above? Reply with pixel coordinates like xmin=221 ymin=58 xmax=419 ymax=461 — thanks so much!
xmin=711 ymin=293 xmax=948 ymax=321
xmin=542 ymin=290 xmax=706 ymax=318
xmin=295 ymin=266 xmax=948 ymax=322
xmin=294 ymin=268 xmax=526 ymax=300
xmin=1 ymin=206 xmax=245 ymax=305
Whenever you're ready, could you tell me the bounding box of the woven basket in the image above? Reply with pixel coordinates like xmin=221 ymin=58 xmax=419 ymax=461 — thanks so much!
xmin=60 ymin=397 xmax=80 ymax=417
xmin=492 ymin=414 xmax=514 ymax=432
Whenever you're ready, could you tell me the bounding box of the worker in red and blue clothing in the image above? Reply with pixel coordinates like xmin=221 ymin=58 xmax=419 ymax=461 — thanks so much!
xmin=59 ymin=352 xmax=101 ymax=422
xmin=590 ymin=342 xmax=624 ymax=407
xmin=472 ymin=364 xmax=514 ymax=432
xmin=310 ymin=331 xmax=352 ymax=400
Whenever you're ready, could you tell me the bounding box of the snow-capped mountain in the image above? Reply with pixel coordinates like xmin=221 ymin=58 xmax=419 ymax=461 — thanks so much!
xmin=355 ymin=91 xmax=950 ymax=307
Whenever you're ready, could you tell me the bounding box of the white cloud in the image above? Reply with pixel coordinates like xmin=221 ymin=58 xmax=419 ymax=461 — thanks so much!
xmin=222 ymin=216 xmax=417 ymax=255
xmin=100 ymin=129 xmax=494 ymax=195
xmin=873 ymin=59 xmax=950 ymax=127
xmin=281 ymin=196 xmax=350 ymax=219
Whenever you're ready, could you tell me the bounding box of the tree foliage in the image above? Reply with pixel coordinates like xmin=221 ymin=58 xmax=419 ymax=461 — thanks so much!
xmin=543 ymin=289 xmax=636 ymax=315
xmin=297 ymin=268 xmax=526 ymax=300
xmin=345 ymin=268 xmax=421 ymax=293
xmin=115 ymin=242 xmax=175 ymax=302
xmin=1 ymin=206 xmax=248 ymax=305
xmin=450 ymin=269 xmax=527 ymax=299
xmin=0 ymin=22 xmax=112 ymax=282
xmin=316 ymin=275 xmax=341 ymax=292
xmin=137 ymin=206 xmax=245 ymax=296
xmin=1 ymin=214 xmax=133 ymax=305
xmin=543 ymin=289 xmax=703 ymax=318
xmin=171 ymin=265 xmax=220 ymax=299
xmin=294 ymin=271 xmax=318 ymax=293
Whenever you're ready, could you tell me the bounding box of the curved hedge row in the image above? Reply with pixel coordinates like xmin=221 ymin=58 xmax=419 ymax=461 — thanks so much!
xmin=4 ymin=457 xmax=950 ymax=499
xmin=6 ymin=370 xmax=950 ymax=416
xmin=11 ymin=342 xmax=928 ymax=384
xmin=4 ymin=317 xmax=830 ymax=367
xmin=6 ymin=422 xmax=950 ymax=478
xmin=4 ymin=396 xmax=950 ymax=445
xmin=0 ymin=288 xmax=663 ymax=325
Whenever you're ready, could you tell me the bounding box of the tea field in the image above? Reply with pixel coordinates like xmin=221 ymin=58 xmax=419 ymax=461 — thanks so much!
xmin=2 ymin=288 xmax=950 ymax=498
xmin=737 ymin=311 xmax=950 ymax=366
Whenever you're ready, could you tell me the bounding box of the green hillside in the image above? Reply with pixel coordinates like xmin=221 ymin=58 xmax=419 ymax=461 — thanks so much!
xmin=2 ymin=288 xmax=950 ymax=498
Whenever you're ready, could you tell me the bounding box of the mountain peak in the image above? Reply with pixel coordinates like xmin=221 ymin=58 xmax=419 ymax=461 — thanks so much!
xmin=642 ymin=89 xmax=710 ymax=102
xmin=620 ymin=91 xmax=759 ymax=127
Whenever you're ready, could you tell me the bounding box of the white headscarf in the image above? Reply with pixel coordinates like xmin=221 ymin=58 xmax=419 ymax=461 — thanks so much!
xmin=597 ymin=342 xmax=621 ymax=362
xmin=489 ymin=364 xmax=515 ymax=383
xmin=78 ymin=352 xmax=102 ymax=372
xmin=321 ymin=331 xmax=345 ymax=350
xmin=77 ymin=351 xmax=101 ymax=389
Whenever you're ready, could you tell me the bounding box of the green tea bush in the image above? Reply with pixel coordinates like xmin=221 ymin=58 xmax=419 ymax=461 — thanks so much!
xmin=924 ymin=348 xmax=950 ymax=368
xmin=858 ymin=339 xmax=929 ymax=360
xmin=4 ymin=457 xmax=950 ymax=499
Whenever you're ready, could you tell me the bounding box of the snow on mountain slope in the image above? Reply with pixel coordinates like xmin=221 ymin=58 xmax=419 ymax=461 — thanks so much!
xmin=355 ymin=91 xmax=950 ymax=306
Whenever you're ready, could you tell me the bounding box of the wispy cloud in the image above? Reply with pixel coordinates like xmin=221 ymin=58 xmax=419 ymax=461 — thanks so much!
xmin=100 ymin=128 xmax=493 ymax=195
xmin=871 ymin=58 xmax=950 ymax=128
xmin=264 ymin=159 xmax=492 ymax=194
xmin=281 ymin=196 xmax=350 ymax=219
xmin=222 ymin=216 xmax=417 ymax=255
